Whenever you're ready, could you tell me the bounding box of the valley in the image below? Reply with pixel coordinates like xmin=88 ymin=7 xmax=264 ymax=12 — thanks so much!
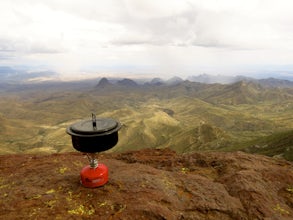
xmin=0 ymin=78 xmax=292 ymax=161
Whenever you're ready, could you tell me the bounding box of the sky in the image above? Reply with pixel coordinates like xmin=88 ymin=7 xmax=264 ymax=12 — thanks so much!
xmin=1 ymin=0 xmax=293 ymax=80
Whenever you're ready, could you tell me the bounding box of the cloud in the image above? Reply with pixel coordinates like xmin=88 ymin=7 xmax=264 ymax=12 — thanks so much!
xmin=106 ymin=1 xmax=290 ymax=50
xmin=3 ymin=0 xmax=292 ymax=51
xmin=0 ymin=37 xmax=63 ymax=55
xmin=1 ymin=0 xmax=293 ymax=77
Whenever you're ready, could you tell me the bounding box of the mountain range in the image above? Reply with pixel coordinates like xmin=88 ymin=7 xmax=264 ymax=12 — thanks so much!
xmin=0 ymin=75 xmax=292 ymax=161
xmin=0 ymin=67 xmax=292 ymax=219
xmin=1 ymin=65 xmax=293 ymax=87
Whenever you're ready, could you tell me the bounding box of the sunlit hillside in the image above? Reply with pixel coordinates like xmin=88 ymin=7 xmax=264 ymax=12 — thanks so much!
xmin=0 ymin=78 xmax=292 ymax=160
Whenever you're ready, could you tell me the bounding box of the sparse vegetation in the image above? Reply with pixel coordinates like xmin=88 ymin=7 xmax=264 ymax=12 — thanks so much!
xmin=0 ymin=79 xmax=292 ymax=160
xmin=68 ymin=204 xmax=95 ymax=216
xmin=286 ymin=186 xmax=293 ymax=194
xmin=273 ymin=203 xmax=290 ymax=216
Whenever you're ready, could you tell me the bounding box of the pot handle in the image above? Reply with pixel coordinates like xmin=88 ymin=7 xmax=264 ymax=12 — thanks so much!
xmin=92 ymin=113 xmax=97 ymax=130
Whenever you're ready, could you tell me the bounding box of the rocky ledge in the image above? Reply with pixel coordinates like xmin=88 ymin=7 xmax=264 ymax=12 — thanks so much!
xmin=0 ymin=148 xmax=292 ymax=220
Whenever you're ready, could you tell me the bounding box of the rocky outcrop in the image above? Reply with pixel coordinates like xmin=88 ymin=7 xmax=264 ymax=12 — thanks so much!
xmin=0 ymin=148 xmax=292 ymax=219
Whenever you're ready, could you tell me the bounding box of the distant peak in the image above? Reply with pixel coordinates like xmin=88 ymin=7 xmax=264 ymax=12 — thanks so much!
xmin=150 ymin=77 xmax=164 ymax=86
xmin=117 ymin=78 xmax=138 ymax=87
xmin=166 ymin=76 xmax=183 ymax=85
xmin=96 ymin=77 xmax=111 ymax=87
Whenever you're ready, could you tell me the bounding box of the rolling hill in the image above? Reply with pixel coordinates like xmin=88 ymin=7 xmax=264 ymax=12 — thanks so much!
xmin=0 ymin=78 xmax=292 ymax=161
xmin=241 ymin=130 xmax=293 ymax=161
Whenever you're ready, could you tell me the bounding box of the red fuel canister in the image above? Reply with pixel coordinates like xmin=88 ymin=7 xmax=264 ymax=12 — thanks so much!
xmin=80 ymin=163 xmax=108 ymax=188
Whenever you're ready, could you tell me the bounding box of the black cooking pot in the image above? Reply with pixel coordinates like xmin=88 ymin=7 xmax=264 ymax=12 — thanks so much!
xmin=66 ymin=114 xmax=121 ymax=153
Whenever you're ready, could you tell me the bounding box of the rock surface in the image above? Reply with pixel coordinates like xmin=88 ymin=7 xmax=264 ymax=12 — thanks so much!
xmin=0 ymin=148 xmax=292 ymax=220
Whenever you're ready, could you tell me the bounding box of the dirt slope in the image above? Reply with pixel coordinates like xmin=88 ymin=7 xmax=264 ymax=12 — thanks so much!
xmin=0 ymin=148 xmax=292 ymax=219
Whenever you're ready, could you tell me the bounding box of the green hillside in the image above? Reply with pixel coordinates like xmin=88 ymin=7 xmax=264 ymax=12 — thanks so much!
xmin=241 ymin=130 xmax=293 ymax=161
xmin=0 ymin=80 xmax=292 ymax=161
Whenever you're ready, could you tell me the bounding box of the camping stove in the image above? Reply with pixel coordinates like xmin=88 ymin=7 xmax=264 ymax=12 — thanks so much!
xmin=66 ymin=113 xmax=121 ymax=187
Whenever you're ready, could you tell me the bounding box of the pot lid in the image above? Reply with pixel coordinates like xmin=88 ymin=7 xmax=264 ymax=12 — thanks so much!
xmin=69 ymin=117 xmax=119 ymax=135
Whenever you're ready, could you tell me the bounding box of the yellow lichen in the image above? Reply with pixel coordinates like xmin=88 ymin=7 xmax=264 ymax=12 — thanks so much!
xmin=31 ymin=194 xmax=42 ymax=199
xmin=68 ymin=205 xmax=95 ymax=216
xmin=99 ymin=201 xmax=108 ymax=207
xmin=273 ymin=204 xmax=290 ymax=215
xmin=66 ymin=191 xmax=73 ymax=201
xmin=29 ymin=208 xmax=41 ymax=217
xmin=46 ymin=189 xmax=55 ymax=194
xmin=286 ymin=186 xmax=293 ymax=194
xmin=44 ymin=200 xmax=56 ymax=208
xmin=0 ymin=184 xmax=10 ymax=189
xmin=181 ymin=167 xmax=189 ymax=174
xmin=58 ymin=167 xmax=68 ymax=174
